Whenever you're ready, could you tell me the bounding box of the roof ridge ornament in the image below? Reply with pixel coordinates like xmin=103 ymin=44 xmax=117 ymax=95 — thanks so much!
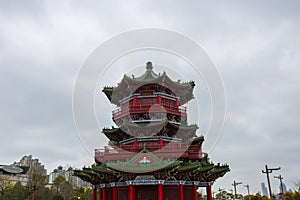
xmin=146 ymin=61 xmax=153 ymax=70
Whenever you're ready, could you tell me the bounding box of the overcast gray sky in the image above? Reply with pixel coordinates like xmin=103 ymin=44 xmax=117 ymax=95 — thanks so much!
xmin=1 ymin=0 xmax=299 ymax=195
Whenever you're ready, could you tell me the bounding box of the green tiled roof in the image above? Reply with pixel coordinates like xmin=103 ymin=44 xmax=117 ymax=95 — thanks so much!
xmin=106 ymin=148 xmax=179 ymax=173
xmin=129 ymin=62 xmax=160 ymax=82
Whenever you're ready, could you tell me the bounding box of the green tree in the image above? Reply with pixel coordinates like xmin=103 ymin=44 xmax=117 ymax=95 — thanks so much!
xmin=59 ymin=181 xmax=73 ymax=200
xmin=72 ymin=187 xmax=92 ymax=200
xmin=52 ymin=176 xmax=66 ymax=192
xmin=198 ymin=192 xmax=204 ymax=200
xmin=33 ymin=186 xmax=54 ymax=200
xmin=52 ymin=176 xmax=74 ymax=200
xmin=52 ymin=194 xmax=64 ymax=200
xmin=2 ymin=181 xmax=28 ymax=200
xmin=0 ymin=175 xmax=13 ymax=197
xmin=244 ymin=194 xmax=269 ymax=200
xmin=27 ymin=173 xmax=47 ymax=199
xmin=215 ymin=190 xmax=231 ymax=199
xmin=27 ymin=173 xmax=47 ymax=188
xmin=282 ymin=191 xmax=300 ymax=200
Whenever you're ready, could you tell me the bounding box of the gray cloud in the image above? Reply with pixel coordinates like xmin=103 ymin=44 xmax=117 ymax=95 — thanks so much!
xmin=0 ymin=0 xmax=299 ymax=194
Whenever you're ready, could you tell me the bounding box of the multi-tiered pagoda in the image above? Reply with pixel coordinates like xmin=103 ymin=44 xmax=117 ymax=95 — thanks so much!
xmin=75 ymin=62 xmax=229 ymax=200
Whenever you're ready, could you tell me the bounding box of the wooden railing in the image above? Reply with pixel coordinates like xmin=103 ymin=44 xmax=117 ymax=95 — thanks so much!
xmin=112 ymin=103 xmax=187 ymax=119
xmin=94 ymin=143 xmax=202 ymax=162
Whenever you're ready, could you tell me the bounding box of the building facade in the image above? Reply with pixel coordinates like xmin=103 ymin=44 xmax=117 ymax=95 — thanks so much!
xmin=48 ymin=166 xmax=91 ymax=188
xmin=0 ymin=155 xmax=47 ymax=186
xmin=14 ymin=155 xmax=47 ymax=176
xmin=261 ymin=182 xmax=269 ymax=197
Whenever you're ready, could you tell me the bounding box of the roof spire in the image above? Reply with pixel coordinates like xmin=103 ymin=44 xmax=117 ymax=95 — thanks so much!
xmin=146 ymin=62 xmax=153 ymax=71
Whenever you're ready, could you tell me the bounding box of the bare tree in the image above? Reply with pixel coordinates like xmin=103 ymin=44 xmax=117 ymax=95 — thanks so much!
xmin=293 ymin=179 xmax=300 ymax=192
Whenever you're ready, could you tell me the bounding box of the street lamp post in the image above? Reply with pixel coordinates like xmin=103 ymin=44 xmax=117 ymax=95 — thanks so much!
xmin=232 ymin=180 xmax=242 ymax=199
xmin=262 ymin=164 xmax=281 ymax=200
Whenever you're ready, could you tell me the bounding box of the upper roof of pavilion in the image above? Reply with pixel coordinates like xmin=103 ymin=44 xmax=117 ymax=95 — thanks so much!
xmin=102 ymin=62 xmax=195 ymax=106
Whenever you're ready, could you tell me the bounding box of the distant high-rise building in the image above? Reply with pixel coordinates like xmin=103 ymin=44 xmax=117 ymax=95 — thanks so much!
xmin=261 ymin=182 xmax=268 ymax=197
xmin=0 ymin=155 xmax=47 ymax=186
xmin=279 ymin=182 xmax=287 ymax=193
xmin=48 ymin=165 xmax=65 ymax=184
xmin=13 ymin=155 xmax=47 ymax=176
xmin=48 ymin=166 xmax=90 ymax=188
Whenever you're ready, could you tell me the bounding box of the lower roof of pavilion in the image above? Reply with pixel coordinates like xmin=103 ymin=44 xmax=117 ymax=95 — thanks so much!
xmin=74 ymin=148 xmax=229 ymax=186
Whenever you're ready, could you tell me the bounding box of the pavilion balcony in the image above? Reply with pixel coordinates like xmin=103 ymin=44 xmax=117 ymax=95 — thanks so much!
xmin=112 ymin=103 xmax=187 ymax=121
xmin=94 ymin=143 xmax=203 ymax=163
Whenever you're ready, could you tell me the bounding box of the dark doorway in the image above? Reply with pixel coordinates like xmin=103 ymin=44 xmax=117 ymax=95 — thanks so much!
xmin=135 ymin=185 xmax=157 ymax=200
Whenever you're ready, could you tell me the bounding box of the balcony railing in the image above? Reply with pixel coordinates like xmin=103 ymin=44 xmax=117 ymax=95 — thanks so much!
xmin=94 ymin=143 xmax=203 ymax=162
xmin=112 ymin=103 xmax=187 ymax=120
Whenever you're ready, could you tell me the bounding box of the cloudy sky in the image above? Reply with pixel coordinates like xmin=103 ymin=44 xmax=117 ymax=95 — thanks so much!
xmin=1 ymin=0 xmax=300 ymax=195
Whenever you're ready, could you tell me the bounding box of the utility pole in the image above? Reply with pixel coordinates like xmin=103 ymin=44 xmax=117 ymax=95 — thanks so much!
xmin=274 ymin=175 xmax=284 ymax=196
xmin=232 ymin=180 xmax=242 ymax=199
xmin=244 ymin=184 xmax=250 ymax=196
xmin=262 ymin=164 xmax=281 ymax=200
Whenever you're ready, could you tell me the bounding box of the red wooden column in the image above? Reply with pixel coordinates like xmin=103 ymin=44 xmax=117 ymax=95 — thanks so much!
xmin=133 ymin=186 xmax=136 ymax=200
xmin=133 ymin=140 xmax=138 ymax=152
xmin=112 ymin=185 xmax=117 ymax=200
xmin=179 ymin=184 xmax=184 ymax=200
xmin=157 ymin=95 xmax=161 ymax=104
xmin=98 ymin=188 xmax=102 ymax=200
xmin=129 ymin=184 xmax=134 ymax=200
xmin=92 ymin=187 xmax=97 ymax=200
xmin=102 ymin=187 xmax=107 ymax=200
xmin=193 ymin=185 xmax=198 ymax=200
xmin=206 ymin=185 xmax=213 ymax=200
xmin=159 ymin=139 xmax=163 ymax=149
xmin=133 ymin=97 xmax=137 ymax=106
xmin=158 ymin=183 xmax=163 ymax=200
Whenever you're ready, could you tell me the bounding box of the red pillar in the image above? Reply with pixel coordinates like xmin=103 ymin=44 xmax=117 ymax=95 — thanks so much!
xmin=193 ymin=185 xmax=198 ymax=200
xmin=129 ymin=184 xmax=134 ymax=200
xmin=92 ymin=187 xmax=97 ymax=200
xmin=112 ymin=186 xmax=117 ymax=200
xmin=158 ymin=184 xmax=163 ymax=200
xmin=176 ymin=99 xmax=179 ymax=107
xmin=179 ymin=184 xmax=184 ymax=200
xmin=102 ymin=187 xmax=106 ymax=200
xmin=134 ymin=186 xmax=136 ymax=200
xmin=133 ymin=97 xmax=137 ymax=106
xmin=159 ymin=139 xmax=163 ymax=149
xmin=133 ymin=140 xmax=138 ymax=152
xmin=98 ymin=188 xmax=102 ymax=200
xmin=157 ymin=95 xmax=161 ymax=104
xmin=206 ymin=185 xmax=213 ymax=200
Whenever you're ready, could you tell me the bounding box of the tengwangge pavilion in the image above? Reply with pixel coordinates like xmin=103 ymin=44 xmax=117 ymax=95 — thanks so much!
xmin=75 ymin=62 xmax=229 ymax=200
